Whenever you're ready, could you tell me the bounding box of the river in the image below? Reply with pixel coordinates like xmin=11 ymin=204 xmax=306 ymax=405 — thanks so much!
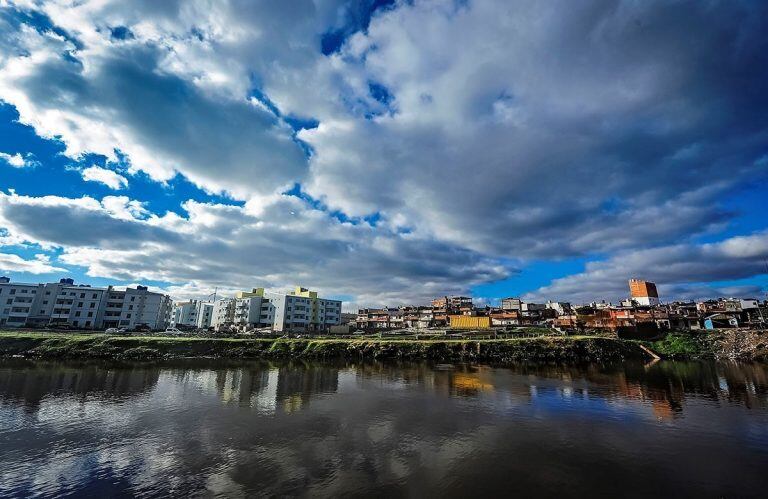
xmin=1 ymin=359 xmax=767 ymax=497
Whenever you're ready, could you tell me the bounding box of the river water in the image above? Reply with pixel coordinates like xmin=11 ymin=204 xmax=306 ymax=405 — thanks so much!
xmin=1 ymin=359 xmax=767 ymax=497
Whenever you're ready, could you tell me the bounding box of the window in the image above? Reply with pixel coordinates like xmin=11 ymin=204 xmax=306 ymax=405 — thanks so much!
xmin=92 ymin=293 xmax=97 ymax=299
xmin=85 ymin=321 xmax=91 ymax=327
xmin=129 ymin=305 xmax=133 ymax=310
xmin=80 ymin=293 xmax=85 ymax=298
xmin=45 ymin=291 xmax=50 ymax=295
xmin=21 ymin=289 xmax=27 ymax=294
xmin=130 ymin=297 xmax=135 ymax=301
xmin=127 ymin=313 xmax=132 ymax=318
xmin=75 ymin=311 xmax=81 ymax=317
xmin=87 ymin=312 xmax=93 ymax=317
xmin=6 ymin=299 xmax=11 ymax=305
xmin=10 ymin=289 xmax=15 ymax=295
xmin=43 ymin=300 xmax=48 ymax=305
xmin=73 ymin=321 xmax=78 ymax=327
xmin=78 ymin=302 xmax=83 ymax=307
xmin=90 ymin=303 xmax=95 ymax=308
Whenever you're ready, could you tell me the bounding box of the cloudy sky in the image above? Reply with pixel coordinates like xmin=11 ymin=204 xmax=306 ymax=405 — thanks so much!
xmin=0 ymin=0 xmax=766 ymax=308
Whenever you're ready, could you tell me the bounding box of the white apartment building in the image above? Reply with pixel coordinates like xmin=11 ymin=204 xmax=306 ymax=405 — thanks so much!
xmin=208 ymin=286 xmax=341 ymax=332
xmin=172 ymin=300 xmax=214 ymax=329
xmin=264 ymin=287 xmax=342 ymax=332
xmin=90 ymin=286 xmax=172 ymax=330
xmin=233 ymin=289 xmax=274 ymax=329
xmin=198 ymin=302 xmax=214 ymax=328
xmin=211 ymin=298 xmax=236 ymax=329
xmin=0 ymin=278 xmax=172 ymax=330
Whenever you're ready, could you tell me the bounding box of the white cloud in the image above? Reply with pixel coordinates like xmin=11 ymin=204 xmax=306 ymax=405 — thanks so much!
xmin=0 ymin=151 xmax=38 ymax=168
xmin=0 ymin=252 xmax=66 ymax=274
xmin=300 ymin=0 xmax=768 ymax=257
xmin=81 ymin=166 xmax=129 ymax=190
xmin=523 ymin=231 xmax=768 ymax=304
xmin=0 ymin=191 xmax=512 ymax=307
xmin=0 ymin=0 xmax=766 ymax=302
xmin=0 ymin=0 xmax=314 ymax=199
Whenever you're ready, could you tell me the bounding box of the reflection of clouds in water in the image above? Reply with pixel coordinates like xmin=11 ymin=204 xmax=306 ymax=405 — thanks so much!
xmin=0 ymin=360 xmax=767 ymax=496
xmin=36 ymin=394 xmax=141 ymax=431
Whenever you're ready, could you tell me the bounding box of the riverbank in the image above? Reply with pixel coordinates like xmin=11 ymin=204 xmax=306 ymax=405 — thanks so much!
xmin=646 ymin=329 xmax=768 ymax=362
xmin=2 ymin=330 xmax=765 ymax=363
xmin=0 ymin=331 xmax=650 ymax=363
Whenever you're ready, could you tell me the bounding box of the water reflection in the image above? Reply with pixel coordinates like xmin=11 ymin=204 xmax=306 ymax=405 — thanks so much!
xmin=0 ymin=361 xmax=160 ymax=411
xmin=1 ymin=359 xmax=767 ymax=497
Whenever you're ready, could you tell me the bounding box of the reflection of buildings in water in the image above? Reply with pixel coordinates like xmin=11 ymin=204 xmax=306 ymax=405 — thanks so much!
xmin=430 ymin=367 xmax=498 ymax=398
xmin=276 ymin=365 xmax=339 ymax=413
xmin=354 ymin=362 xmax=433 ymax=390
xmin=195 ymin=366 xmax=279 ymax=414
xmin=202 ymin=363 xmax=341 ymax=414
xmin=0 ymin=363 xmax=161 ymax=412
xmin=719 ymin=362 xmax=768 ymax=410
xmin=163 ymin=361 xmax=768 ymax=417
xmin=451 ymin=373 xmax=494 ymax=396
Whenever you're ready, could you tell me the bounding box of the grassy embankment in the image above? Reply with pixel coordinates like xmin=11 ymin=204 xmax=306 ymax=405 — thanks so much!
xmin=646 ymin=329 xmax=768 ymax=361
xmin=0 ymin=331 xmax=649 ymax=363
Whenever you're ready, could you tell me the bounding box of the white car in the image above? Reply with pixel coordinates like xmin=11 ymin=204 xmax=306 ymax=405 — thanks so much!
xmin=105 ymin=328 xmax=127 ymax=335
xmin=164 ymin=327 xmax=183 ymax=335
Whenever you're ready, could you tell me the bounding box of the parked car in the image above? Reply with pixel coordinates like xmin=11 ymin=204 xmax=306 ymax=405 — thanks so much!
xmin=105 ymin=328 xmax=127 ymax=335
xmin=164 ymin=327 xmax=183 ymax=335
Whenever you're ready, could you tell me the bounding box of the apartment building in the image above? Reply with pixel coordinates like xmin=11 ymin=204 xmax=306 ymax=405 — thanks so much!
xmin=0 ymin=277 xmax=172 ymax=330
xmin=265 ymin=287 xmax=342 ymax=332
xmin=99 ymin=286 xmax=173 ymax=330
xmin=172 ymin=300 xmax=214 ymax=329
xmin=211 ymin=298 xmax=236 ymax=329
xmin=233 ymin=288 xmax=274 ymax=329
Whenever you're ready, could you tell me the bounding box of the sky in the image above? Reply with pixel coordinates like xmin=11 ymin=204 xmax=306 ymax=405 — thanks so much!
xmin=0 ymin=0 xmax=766 ymax=310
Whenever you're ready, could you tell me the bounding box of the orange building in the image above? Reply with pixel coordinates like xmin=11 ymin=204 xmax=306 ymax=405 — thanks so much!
xmin=629 ymin=279 xmax=660 ymax=306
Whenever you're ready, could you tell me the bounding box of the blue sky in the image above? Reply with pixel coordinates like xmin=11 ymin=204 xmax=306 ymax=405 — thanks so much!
xmin=0 ymin=0 xmax=766 ymax=308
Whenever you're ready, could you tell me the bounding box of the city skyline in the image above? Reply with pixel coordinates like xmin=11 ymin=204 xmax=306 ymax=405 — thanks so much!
xmin=0 ymin=1 xmax=767 ymax=310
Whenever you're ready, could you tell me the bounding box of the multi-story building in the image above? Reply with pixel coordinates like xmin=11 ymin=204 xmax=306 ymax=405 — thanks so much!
xmin=173 ymin=300 xmax=199 ymax=327
xmin=211 ymin=298 xmax=236 ymax=329
xmin=501 ymin=297 xmax=522 ymax=311
xmin=265 ymin=287 xmax=342 ymax=332
xmin=355 ymin=307 xmax=404 ymax=330
xmin=356 ymin=308 xmax=392 ymax=329
xmin=546 ymin=301 xmax=572 ymax=316
xmin=172 ymin=300 xmax=214 ymax=329
xmin=629 ymin=279 xmax=660 ymax=306
xmin=0 ymin=277 xmax=172 ymax=330
xmin=100 ymin=286 xmax=173 ymax=330
xmin=233 ymin=288 xmax=274 ymax=329
xmin=198 ymin=302 xmax=214 ymax=328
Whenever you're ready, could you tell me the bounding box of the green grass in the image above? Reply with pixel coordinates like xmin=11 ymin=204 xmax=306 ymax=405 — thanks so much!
xmin=646 ymin=332 xmax=710 ymax=358
xmin=0 ymin=330 xmax=648 ymax=363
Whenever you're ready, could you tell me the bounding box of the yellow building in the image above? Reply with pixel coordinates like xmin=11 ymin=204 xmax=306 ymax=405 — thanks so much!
xmin=448 ymin=315 xmax=491 ymax=329
xmin=235 ymin=288 xmax=264 ymax=299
